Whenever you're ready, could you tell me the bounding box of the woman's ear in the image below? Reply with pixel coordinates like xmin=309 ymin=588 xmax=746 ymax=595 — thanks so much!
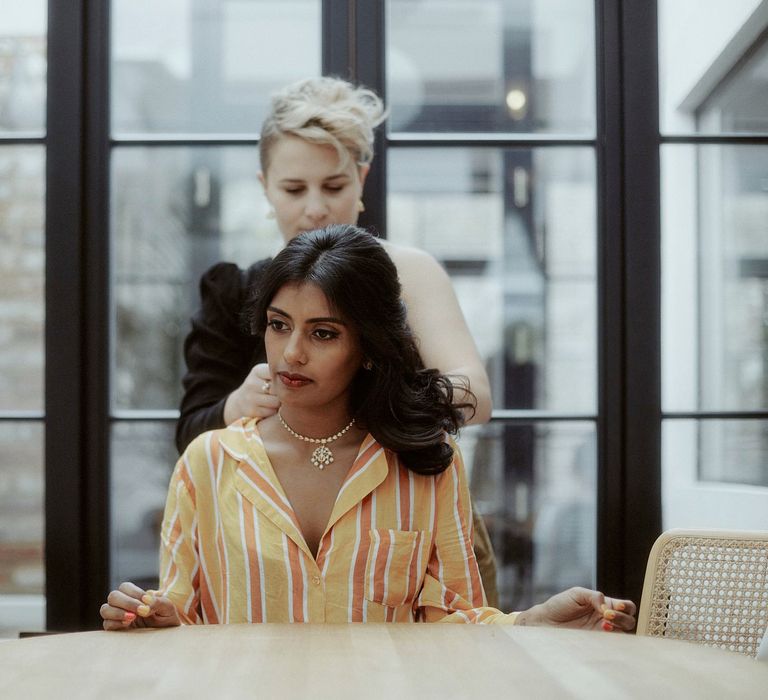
xmin=258 ymin=171 xmax=267 ymax=190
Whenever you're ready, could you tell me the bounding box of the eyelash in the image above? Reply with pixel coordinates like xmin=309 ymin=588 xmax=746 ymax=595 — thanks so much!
xmin=267 ymin=319 xmax=288 ymax=332
xmin=313 ymin=328 xmax=339 ymax=341
xmin=284 ymin=185 xmax=345 ymax=195
xmin=266 ymin=319 xmax=339 ymax=341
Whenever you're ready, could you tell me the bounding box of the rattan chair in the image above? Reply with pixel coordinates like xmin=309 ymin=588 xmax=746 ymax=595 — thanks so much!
xmin=637 ymin=528 xmax=768 ymax=657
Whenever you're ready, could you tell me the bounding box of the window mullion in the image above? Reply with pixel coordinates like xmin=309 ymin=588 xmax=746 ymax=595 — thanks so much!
xmin=351 ymin=0 xmax=387 ymax=237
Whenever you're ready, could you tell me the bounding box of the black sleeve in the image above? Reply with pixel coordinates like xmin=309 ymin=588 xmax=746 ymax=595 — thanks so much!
xmin=175 ymin=260 xmax=270 ymax=454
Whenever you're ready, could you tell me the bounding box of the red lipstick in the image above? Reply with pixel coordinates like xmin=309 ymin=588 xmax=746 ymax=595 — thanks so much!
xmin=278 ymin=371 xmax=312 ymax=388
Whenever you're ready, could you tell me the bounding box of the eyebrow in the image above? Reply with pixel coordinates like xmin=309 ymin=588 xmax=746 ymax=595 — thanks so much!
xmin=267 ymin=305 xmax=347 ymax=325
xmin=278 ymin=173 xmax=350 ymax=184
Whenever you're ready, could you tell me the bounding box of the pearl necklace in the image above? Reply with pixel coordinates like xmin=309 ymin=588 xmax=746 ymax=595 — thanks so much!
xmin=277 ymin=410 xmax=356 ymax=470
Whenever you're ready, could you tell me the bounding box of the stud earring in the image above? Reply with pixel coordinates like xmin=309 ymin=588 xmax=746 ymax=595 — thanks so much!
xmin=363 ymin=359 xmax=373 ymax=370
xmin=357 ymin=199 xmax=365 ymax=213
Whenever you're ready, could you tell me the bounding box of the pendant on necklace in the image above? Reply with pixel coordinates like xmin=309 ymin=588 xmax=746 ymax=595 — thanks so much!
xmin=311 ymin=445 xmax=334 ymax=470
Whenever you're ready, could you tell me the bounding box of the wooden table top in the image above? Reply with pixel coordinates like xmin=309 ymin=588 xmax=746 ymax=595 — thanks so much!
xmin=2 ymin=623 xmax=767 ymax=699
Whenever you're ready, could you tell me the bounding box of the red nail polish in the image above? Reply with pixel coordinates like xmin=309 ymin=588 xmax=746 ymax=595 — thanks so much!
xmin=602 ymin=620 xmax=613 ymax=632
xmin=124 ymin=612 xmax=136 ymax=622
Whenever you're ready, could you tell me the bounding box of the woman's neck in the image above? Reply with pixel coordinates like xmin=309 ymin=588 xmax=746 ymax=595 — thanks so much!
xmin=277 ymin=405 xmax=355 ymax=440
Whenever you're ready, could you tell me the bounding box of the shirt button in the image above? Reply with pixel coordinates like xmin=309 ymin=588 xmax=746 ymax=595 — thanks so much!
xmin=312 ymin=576 xmax=321 ymax=585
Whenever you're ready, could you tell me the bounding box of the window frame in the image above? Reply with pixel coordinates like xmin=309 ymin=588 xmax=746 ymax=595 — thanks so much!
xmin=45 ymin=0 xmax=111 ymax=630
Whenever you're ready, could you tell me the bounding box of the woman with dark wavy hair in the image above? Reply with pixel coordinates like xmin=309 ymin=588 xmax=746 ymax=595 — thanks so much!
xmin=248 ymin=223 xmax=471 ymax=476
xmin=100 ymin=226 xmax=636 ymax=631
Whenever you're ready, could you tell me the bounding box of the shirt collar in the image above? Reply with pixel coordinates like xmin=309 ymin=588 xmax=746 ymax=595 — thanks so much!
xmin=219 ymin=419 xmax=391 ymax=557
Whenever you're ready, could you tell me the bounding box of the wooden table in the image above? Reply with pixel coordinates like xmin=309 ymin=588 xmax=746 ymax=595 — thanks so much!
xmin=2 ymin=624 xmax=767 ymax=699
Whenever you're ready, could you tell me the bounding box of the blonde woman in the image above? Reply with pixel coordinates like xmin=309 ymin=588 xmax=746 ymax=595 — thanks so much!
xmin=176 ymin=77 xmax=498 ymax=604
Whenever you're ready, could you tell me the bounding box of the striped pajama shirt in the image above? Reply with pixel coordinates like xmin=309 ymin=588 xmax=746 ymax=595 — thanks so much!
xmin=159 ymin=418 xmax=516 ymax=625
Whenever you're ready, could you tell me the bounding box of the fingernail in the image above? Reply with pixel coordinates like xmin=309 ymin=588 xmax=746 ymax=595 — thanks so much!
xmin=600 ymin=603 xmax=607 ymax=613
xmin=123 ymin=612 xmax=136 ymax=623
xmin=603 ymin=609 xmax=616 ymax=621
xmin=136 ymin=604 xmax=151 ymax=617
xmin=602 ymin=620 xmax=614 ymax=632
xmin=616 ymin=602 xmax=626 ymax=612
xmin=142 ymin=593 xmax=156 ymax=606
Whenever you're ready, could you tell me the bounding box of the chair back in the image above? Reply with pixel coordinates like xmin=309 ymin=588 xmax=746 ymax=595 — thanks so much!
xmin=636 ymin=528 xmax=768 ymax=657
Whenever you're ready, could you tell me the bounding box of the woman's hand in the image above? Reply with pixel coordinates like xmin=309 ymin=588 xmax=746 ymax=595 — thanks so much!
xmin=516 ymin=587 xmax=636 ymax=632
xmin=100 ymin=582 xmax=181 ymax=631
xmin=223 ymin=363 xmax=281 ymax=425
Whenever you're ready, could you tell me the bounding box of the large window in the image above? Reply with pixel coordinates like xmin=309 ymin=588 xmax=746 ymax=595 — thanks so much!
xmin=7 ymin=0 xmax=764 ymax=630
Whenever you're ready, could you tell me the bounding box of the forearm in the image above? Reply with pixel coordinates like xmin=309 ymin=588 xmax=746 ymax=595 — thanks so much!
xmin=159 ymin=462 xmax=203 ymax=625
xmin=388 ymin=244 xmax=492 ymax=426
xmin=449 ymin=366 xmax=492 ymax=425
xmin=419 ymin=447 xmax=500 ymax=623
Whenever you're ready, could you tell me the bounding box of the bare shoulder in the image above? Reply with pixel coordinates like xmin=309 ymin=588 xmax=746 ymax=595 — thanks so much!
xmin=380 ymin=241 xmax=449 ymax=285
xmin=381 ymin=240 xmax=439 ymax=265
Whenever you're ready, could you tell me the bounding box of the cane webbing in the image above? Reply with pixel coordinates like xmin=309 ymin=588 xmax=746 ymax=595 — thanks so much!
xmin=637 ymin=529 xmax=768 ymax=657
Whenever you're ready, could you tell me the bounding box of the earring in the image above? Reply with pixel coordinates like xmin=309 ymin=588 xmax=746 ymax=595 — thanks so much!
xmin=357 ymin=199 xmax=365 ymax=213
xmin=266 ymin=208 xmax=276 ymax=219
xmin=363 ymin=359 xmax=373 ymax=370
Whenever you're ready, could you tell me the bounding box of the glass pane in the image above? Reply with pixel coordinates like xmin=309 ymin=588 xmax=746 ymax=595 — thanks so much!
xmin=0 ymin=1 xmax=47 ymax=133
xmin=111 ymin=0 xmax=321 ymax=134
xmin=0 ymin=422 xmax=45 ymax=637
xmin=0 ymin=146 xmax=45 ymax=411
xmin=461 ymin=421 xmax=596 ymax=611
xmin=659 ymin=0 xmax=768 ymax=134
xmin=112 ymin=146 xmax=280 ymax=410
xmin=698 ymin=420 xmax=768 ymax=487
xmin=663 ymin=419 xmax=768 ymax=527
xmin=386 ymin=0 xmax=595 ymax=134
xmin=388 ymin=147 xmax=596 ymax=412
xmin=111 ymin=422 xmax=177 ymax=589
xmin=662 ymin=145 xmax=768 ymax=412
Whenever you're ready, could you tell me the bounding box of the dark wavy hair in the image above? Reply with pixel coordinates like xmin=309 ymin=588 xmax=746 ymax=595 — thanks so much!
xmin=247 ymin=224 xmax=475 ymax=475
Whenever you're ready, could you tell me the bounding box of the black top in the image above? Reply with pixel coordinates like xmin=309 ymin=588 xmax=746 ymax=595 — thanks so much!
xmin=175 ymin=259 xmax=272 ymax=453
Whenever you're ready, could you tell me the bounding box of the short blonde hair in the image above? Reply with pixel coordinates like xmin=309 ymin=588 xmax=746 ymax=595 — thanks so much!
xmin=259 ymin=76 xmax=386 ymax=173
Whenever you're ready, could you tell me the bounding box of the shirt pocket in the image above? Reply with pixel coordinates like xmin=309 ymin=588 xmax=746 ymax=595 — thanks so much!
xmin=364 ymin=529 xmax=430 ymax=608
